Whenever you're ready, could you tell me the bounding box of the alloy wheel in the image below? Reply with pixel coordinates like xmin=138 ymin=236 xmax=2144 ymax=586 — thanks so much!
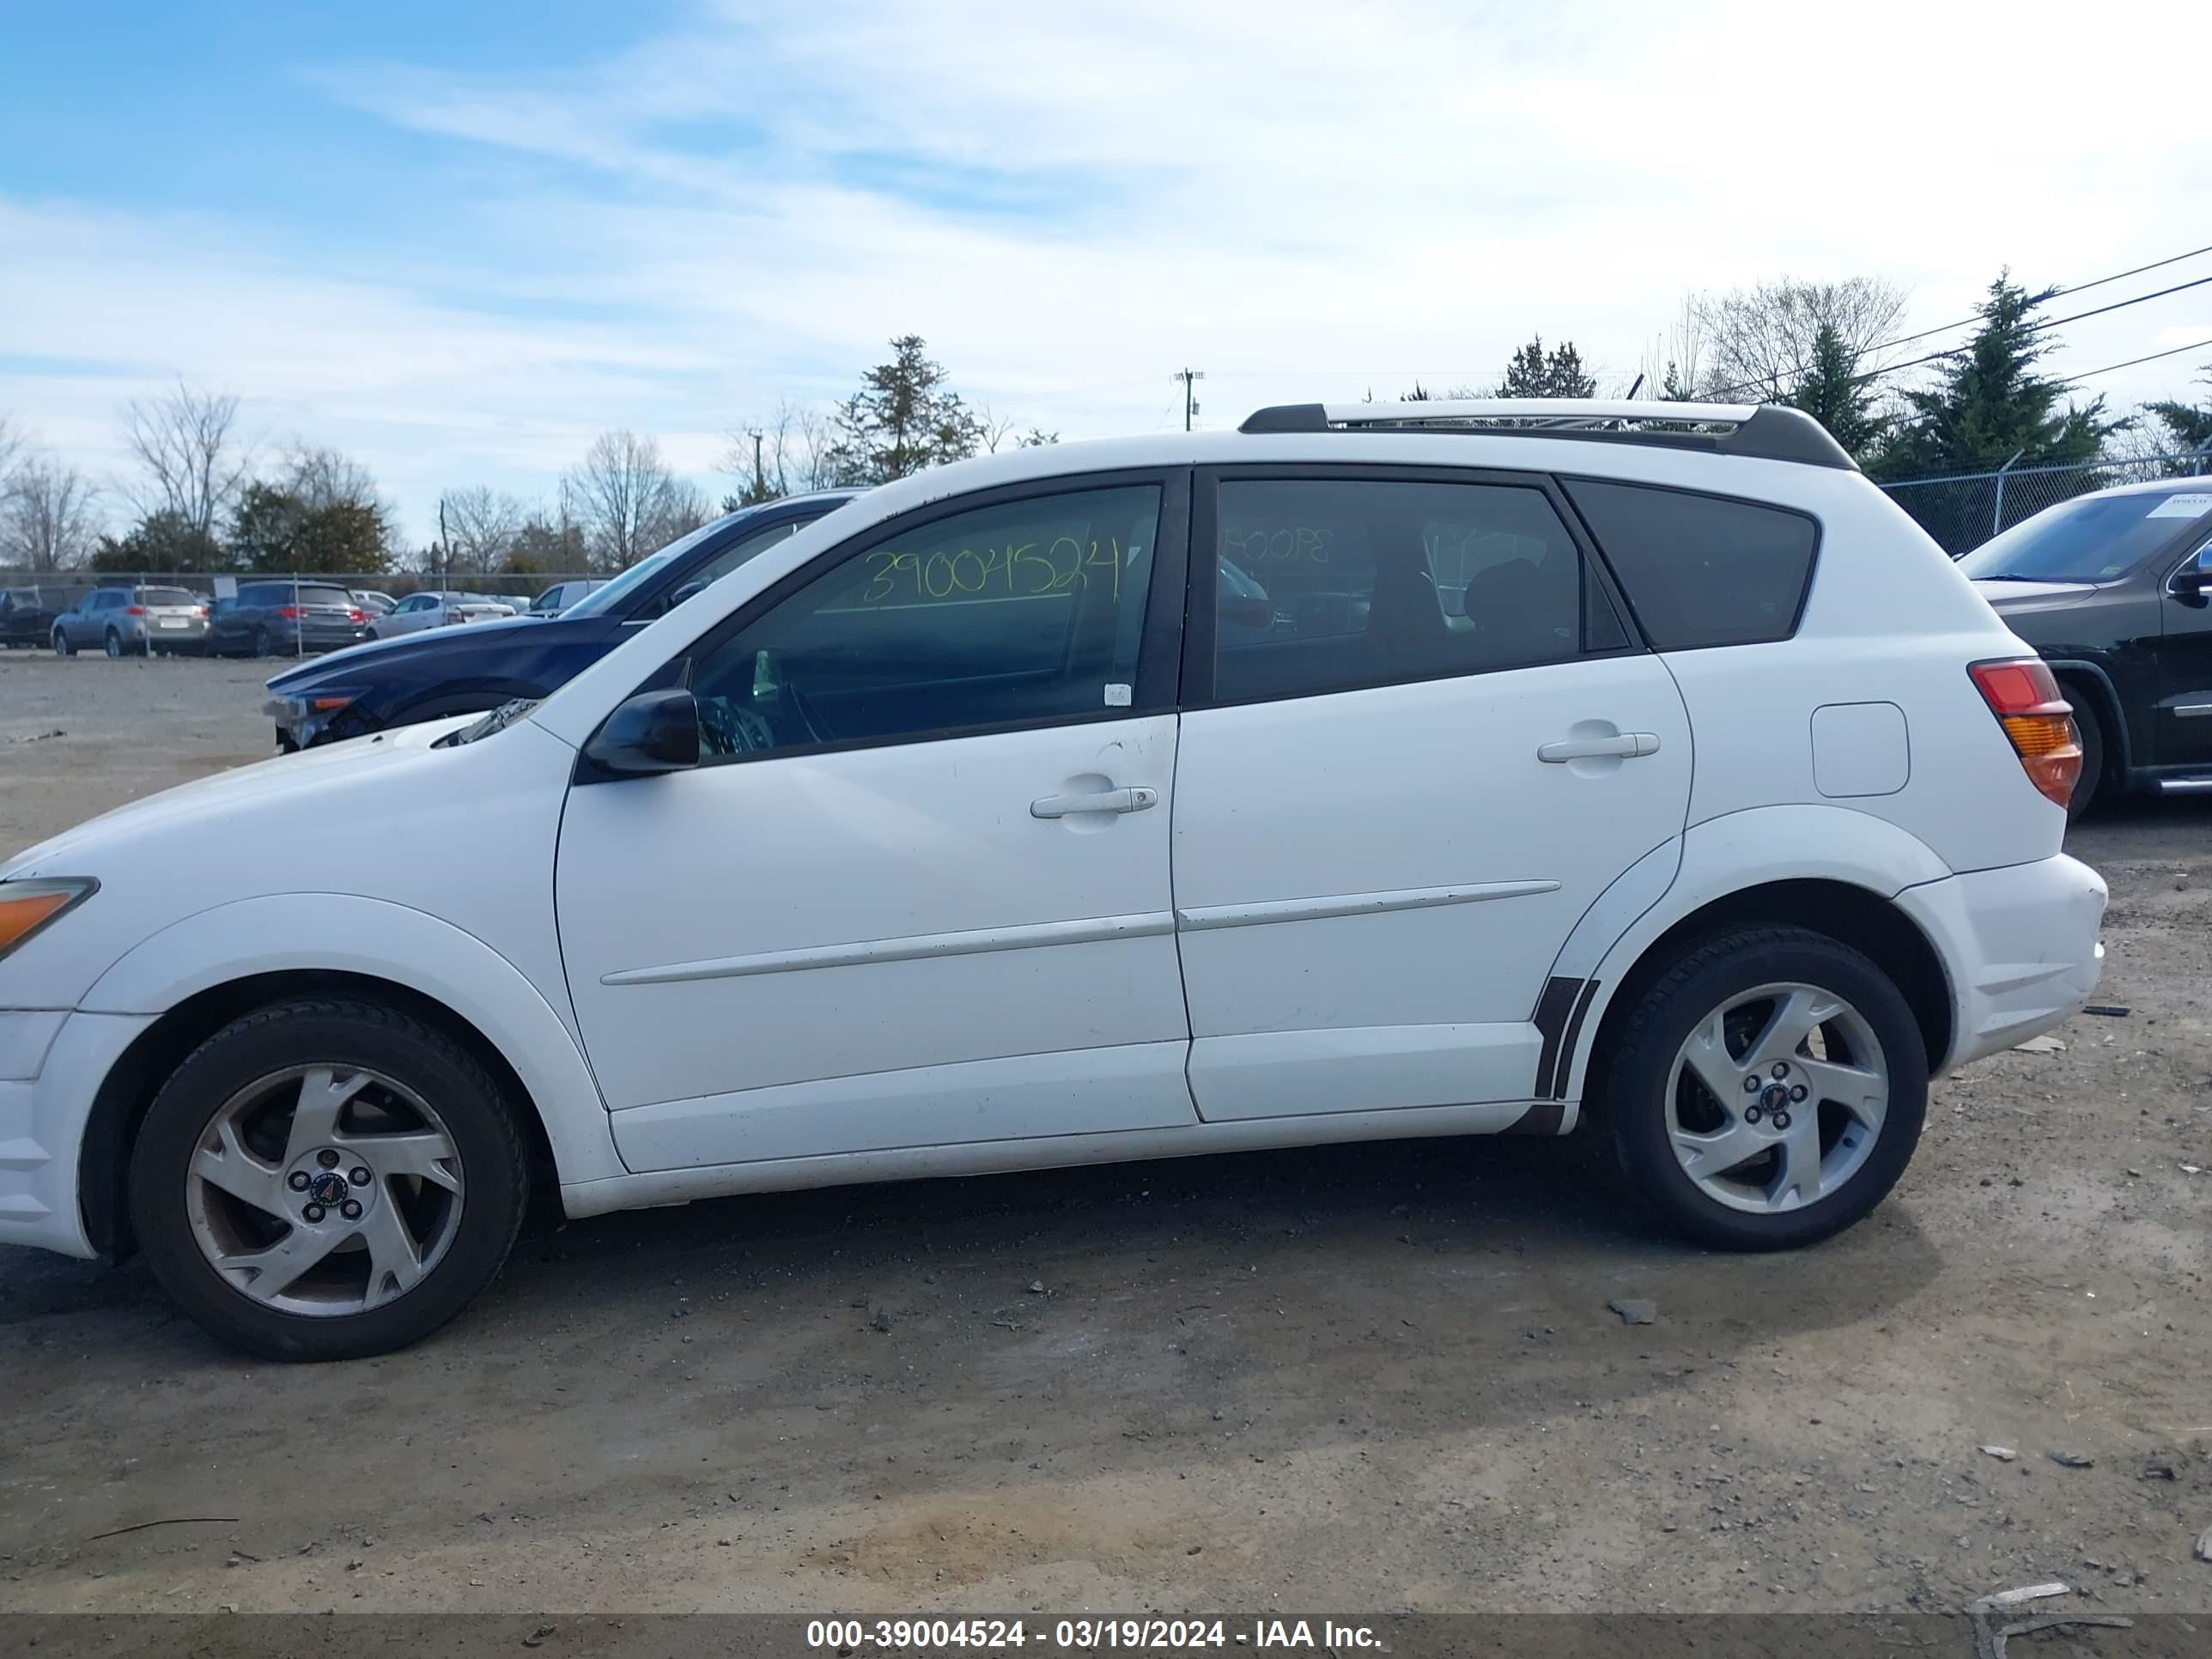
xmin=184 ymin=1065 xmax=466 ymax=1316
xmin=1663 ymin=981 xmax=1888 ymax=1215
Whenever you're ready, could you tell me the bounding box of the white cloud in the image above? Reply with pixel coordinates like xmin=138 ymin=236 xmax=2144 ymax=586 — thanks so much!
xmin=4 ymin=0 xmax=2209 ymax=545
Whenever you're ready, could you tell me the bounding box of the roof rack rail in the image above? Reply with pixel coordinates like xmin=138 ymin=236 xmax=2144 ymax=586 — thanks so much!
xmin=1236 ymin=398 xmax=1857 ymax=471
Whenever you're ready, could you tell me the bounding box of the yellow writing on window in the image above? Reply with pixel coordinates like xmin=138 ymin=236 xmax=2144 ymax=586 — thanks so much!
xmin=860 ymin=537 xmax=1123 ymax=605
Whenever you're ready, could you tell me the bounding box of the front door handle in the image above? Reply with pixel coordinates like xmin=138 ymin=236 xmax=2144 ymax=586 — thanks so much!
xmin=1031 ymin=786 xmax=1159 ymax=818
xmin=1537 ymin=732 xmax=1661 ymax=763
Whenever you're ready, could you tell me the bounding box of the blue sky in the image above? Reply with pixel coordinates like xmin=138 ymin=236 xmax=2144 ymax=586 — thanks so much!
xmin=3 ymin=0 xmax=2209 ymax=548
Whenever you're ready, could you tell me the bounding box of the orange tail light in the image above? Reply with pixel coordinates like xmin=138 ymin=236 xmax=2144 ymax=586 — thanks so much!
xmin=1969 ymin=658 xmax=2081 ymax=810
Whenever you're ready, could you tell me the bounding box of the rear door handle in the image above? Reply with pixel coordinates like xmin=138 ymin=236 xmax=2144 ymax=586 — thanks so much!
xmin=1030 ymin=786 xmax=1159 ymax=818
xmin=1537 ymin=732 xmax=1661 ymax=763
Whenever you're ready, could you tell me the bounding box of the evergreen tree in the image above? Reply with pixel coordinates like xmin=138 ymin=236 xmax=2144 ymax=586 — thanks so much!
xmin=1500 ymin=335 xmax=1595 ymax=399
xmin=90 ymin=510 xmax=225 ymax=573
xmin=2142 ymin=368 xmax=2211 ymax=471
xmin=227 ymin=483 xmax=392 ymax=574
xmin=1787 ymin=322 xmax=1891 ymax=461
xmin=823 ymin=336 xmax=985 ymax=484
xmin=1875 ymin=274 xmax=2119 ymax=481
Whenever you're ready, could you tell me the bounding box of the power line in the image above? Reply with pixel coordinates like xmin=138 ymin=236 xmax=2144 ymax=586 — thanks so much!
xmin=2059 ymin=336 xmax=2212 ymax=385
xmin=1704 ymin=242 xmax=2212 ymax=401
xmin=1841 ymin=271 xmax=2212 ymax=389
xmin=1863 ymin=242 xmax=2212 ymax=357
xmin=1171 ymin=367 xmax=1206 ymax=431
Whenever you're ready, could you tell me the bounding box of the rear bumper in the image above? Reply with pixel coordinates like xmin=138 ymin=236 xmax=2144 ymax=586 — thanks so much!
xmin=0 ymin=1009 xmax=155 ymax=1261
xmin=1896 ymin=854 xmax=2107 ymax=1073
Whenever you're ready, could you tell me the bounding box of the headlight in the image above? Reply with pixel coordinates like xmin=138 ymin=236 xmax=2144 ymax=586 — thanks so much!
xmin=0 ymin=878 xmax=98 ymax=963
xmin=262 ymin=693 xmax=357 ymax=724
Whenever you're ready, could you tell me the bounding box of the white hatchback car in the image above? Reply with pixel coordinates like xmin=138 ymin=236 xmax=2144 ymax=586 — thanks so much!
xmin=0 ymin=401 xmax=2106 ymax=1359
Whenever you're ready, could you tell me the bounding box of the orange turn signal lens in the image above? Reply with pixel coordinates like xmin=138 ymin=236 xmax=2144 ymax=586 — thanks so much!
xmin=0 ymin=878 xmax=98 ymax=962
xmin=1969 ymin=659 xmax=2081 ymax=809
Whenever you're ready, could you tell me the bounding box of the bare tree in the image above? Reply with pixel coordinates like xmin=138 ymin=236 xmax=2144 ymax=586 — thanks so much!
xmin=439 ymin=486 xmax=528 ymax=573
xmin=1695 ymin=277 xmax=1910 ymax=404
xmin=723 ymin=399 xmax=836 ymax=505
xmin=0 ymin=415 xmax=25 ymax=501
xmin=3 ymin=456 xmax=100 ymax=571
xmin=654 ymin=480 xmax=710 ymax=545
xmin=567 ymin=430 xmax=691 ymax=570
xmin=281 ymin=443 xmax=382 ymax=512
xmin=120 ymin=380 xmax=254 ymax=536
xmin=1639 ymin=296 xmax=1712 ymax=400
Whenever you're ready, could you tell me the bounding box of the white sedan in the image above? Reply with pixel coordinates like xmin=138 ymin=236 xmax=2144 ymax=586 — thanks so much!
xmin=368 ymin=592 xmax=516 ymax=639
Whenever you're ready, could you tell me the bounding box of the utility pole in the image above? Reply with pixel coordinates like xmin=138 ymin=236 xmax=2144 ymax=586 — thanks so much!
xmin=1172 ymin=368 xmax=1206 ymax=432
xmin=437 ymin=496 xmax=449 ymax=588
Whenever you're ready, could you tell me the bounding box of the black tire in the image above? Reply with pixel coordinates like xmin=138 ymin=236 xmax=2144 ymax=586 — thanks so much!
xmin=1594 ymin=925 xmax=1929 ymax=1251
xmin=104 ymin=629 xmax=124 ymax=659
xmin=250 ymin=626 xmax=271 ymax=659
xmin=2066 ymin=696 xmax=2106 ymax=823
xmin=52 ymin=629 xmax=73 ymax=657
xmin=128 ymin=998 xmax=528 ymax=1361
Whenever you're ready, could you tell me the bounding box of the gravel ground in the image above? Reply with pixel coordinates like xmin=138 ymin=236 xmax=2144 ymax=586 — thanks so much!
xmin=0 ymin=649 xmax=2206 ymax=1616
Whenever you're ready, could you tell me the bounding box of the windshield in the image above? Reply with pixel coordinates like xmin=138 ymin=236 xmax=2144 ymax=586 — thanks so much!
xmin=1958 ymin=488 xmax=2212 ymax=583
xmin=564 ymin=518 xmax=735 ymax=619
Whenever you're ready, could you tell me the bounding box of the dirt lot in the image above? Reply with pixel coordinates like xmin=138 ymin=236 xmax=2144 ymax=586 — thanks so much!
xmin=0 ymin=648 xmax=2206 ymax=1617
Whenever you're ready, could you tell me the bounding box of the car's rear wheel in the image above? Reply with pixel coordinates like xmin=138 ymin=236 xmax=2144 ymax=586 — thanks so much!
xmin=129 ymin=998 xmax=528 ymax=1361
xmin=1595 ymin=926 xmax=1928 ymax=1251
xmin=250 ymin=626 xmax=271 ymax=659
xmin=104 ymin=629 xmax=125 ymax=658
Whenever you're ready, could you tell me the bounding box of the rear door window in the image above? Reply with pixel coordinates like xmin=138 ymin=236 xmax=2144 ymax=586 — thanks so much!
xmin=139 ymin=587 xmax=198 ymax=607
xmin=1206 ymin=475 xmax=1629 ymax=703
xmin=1562 ymin=479 xmax=1818 ymax=650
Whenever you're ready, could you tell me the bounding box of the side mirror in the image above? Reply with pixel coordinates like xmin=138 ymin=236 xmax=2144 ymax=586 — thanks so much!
xmin=668 ymin=580 xmax=708 ymax=609
xmin=2173 ymin=542 xmax=2212 ymax=604
xmin=584 ymin=689 xmax=700 ymax=775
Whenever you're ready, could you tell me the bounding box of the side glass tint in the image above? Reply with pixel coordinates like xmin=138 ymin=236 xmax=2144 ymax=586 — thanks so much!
xmin=684 ymin=484 xmax=1162 ymax=759
xmin=1211 ymin=477 xmax=1614 ymax=702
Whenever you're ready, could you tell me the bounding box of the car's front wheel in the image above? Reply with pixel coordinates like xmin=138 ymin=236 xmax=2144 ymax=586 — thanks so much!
xmin=1595 ymin=926 xmax=1928 ymax=1251
xmin=52 ymin=629 xmax=73 ymax=657
xmin=129 ymin=998 xmax=528 ymax=1361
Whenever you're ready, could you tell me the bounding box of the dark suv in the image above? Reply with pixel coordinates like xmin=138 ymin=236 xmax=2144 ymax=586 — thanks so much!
xmin=1 ymin=586 xmax=75 ymax=647
xmin=1962 ymin=477 xmax=2212 ymax=813
xmin=207 ymin=580 xmax=373 ymax=658
xmin=264 ymin=490 xmax=858 ymax=748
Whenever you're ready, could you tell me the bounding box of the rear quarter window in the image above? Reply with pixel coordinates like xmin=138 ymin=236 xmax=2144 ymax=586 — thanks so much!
xmin=1562 ymin=479 xmax=1818 ymax=650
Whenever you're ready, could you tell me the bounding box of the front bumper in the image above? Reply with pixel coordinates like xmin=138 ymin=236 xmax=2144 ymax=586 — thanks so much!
xmin=0 ymin=1009 xmax=155 ymax=1260
xmin=1895 ymin=853 xmax=2107 ymax=1073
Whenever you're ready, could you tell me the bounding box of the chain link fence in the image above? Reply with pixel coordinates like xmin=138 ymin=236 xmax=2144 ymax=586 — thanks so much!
xmin=1878 ymin=450 xmax=2212 ymax=556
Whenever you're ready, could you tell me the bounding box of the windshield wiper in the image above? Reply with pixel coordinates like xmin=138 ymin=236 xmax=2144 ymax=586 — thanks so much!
xmin=1972 ymin=573 xmax=2080 ymax=584
xmin=438 ymin=697 xmax=540 ymax=747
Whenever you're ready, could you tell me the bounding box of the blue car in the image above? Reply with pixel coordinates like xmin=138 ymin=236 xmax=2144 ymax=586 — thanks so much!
xmin=263 ymin=490 xmax=858 ymax=750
